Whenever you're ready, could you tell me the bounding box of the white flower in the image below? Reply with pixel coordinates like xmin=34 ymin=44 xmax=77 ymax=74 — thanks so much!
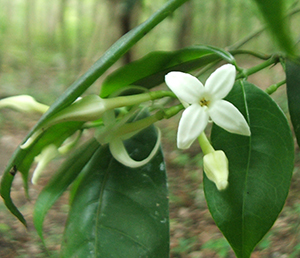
xmin=203 ymin=150 xmax=229 ymax=191
xmin=165 ymin=64 xmax=251 ymax=149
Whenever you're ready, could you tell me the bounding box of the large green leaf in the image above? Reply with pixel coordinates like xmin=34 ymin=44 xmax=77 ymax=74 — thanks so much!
xmin=33 ymin=138 xmax=100 ymax=243
xmin=100 ymin=45 xmax=235 ymax=97
xmin=251 ymin=0 xmax=294 ymax=55
xmin=286 ymin=58 xmax=300 ymax=147
xmin=205 ymin=80 xmax=294 ymax=258
xmin=0 ymin=0 xmax=187 ymax=224
xmin=61 ymin=126 xmax=169 ymax=257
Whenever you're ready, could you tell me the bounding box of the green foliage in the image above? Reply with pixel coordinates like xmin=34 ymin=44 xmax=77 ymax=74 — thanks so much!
xmin=0 ymin=0 xmax=188 ymax=227
xmin=286 ymin=58 xmax=300 ymax=147
xmin=206 ymin=81 xmax=294 ymax=258
xmin=33 ymin=138 xmax=100 ymax=243
xmin=61 ymin=125 xmax=169 ymax=257
xmin=251 ymin=0 xmax=295 ymax=55
xmin=100 ymin=45 xmax=235 ymax=97
xmin=0 ymin=122 xmax=83 ymax=226
xmin=0 ymin=0 xmax=299 ymax=257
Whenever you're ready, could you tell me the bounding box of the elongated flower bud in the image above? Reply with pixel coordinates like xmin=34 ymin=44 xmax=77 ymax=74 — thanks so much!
xmin=32 ymin=144 xmax=59 ymax=185
xmin=203 ymin=150 xmax=229 ymax=191
xmin=0 ymin=95 xmax=48 ymax=113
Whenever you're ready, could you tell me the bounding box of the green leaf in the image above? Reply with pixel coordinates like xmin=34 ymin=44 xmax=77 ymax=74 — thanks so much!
xmin=205 ymin=80 xmax=294 ymax=258
xmin=286 ymin=58 xmax=300 ymax=147
xmin=0 ymin=122 xmax=82 ymax=226
xmin=33 ymin=138 xmax=100 ymax=243
xmin=251 ymin=0 xmax=294 ymax=55
xmin=100 ymin=45 xmax=235 ymax=97
xmin=61 ymin=126 xmax=169 ymax=257
xmin=0 ymin=0 xmax=187 ymax=224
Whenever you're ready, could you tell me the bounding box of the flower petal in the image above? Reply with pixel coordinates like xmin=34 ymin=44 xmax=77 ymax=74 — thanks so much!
xmin=165 ymin=72 xmax=204 ymax=104
xmin=109 ymin=127 xmax=161 ymax=168
xmin=177 ymin=104 xmax=209 ymax=149
xmin=205 ymin=64 xmax=236 ymax=100
xmin=209 ymin=100 xmax=251 ymax=136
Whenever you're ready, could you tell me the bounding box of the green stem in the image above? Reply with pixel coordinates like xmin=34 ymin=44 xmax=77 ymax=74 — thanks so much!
xmin=230 ymin=49 xmax=271 ymax=60
xmin=104 ymin=90 xmax=176 ymax=110
xmin=265 ymin=79 xmax=286 ymax=95
xmin=194 ymin=60 xmax=220 ymax=78
xmin=163 ymin=104 xmax=184 ymax=119
xmin=24 ymin=0 xmax=190 ymax=139
xmin=236 ymin=55 xmax=280 ymax=79
xmin=227 ymin=8 xmax=300 ymax=51
xmin=103 ymin=104 xmax=184 ymax=142
xmin=198 ymin=132 xmax=214 ymax=155
xmin=227 ymin=26 xmax=265 ymax=51
xmin=1 ymin=0 xmax=191 ymax=223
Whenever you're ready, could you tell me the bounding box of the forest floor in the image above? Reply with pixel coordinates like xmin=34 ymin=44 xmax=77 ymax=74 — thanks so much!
xmin=0 ymin=102 xmax=300 ymax=258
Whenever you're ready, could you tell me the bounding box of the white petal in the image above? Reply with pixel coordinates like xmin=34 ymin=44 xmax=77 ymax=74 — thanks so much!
xmin=205 ymin=64 xmax=236 ymax=100
xmin=209 ymin=100 xmax=251 ymax=136
xmin=177 ymin=104 xmax=209 ymax=149
xmin=165 ymin=72 xmax=204 ymax=104
xmin=109 ymin=127 xmax=161 ymax=168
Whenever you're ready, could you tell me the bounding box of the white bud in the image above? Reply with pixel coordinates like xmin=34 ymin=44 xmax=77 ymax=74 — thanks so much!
xmin=0 ymin=95 xmax=48 ymax=113
xmin=203 ymin=150 xmax=229 ymax=191
xmin=32 ymin=144 xmax=59 ymax=184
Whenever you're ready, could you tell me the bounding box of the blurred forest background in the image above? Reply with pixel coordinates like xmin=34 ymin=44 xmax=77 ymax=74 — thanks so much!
xmin=1 ymin=0 xmax=300 ymax=257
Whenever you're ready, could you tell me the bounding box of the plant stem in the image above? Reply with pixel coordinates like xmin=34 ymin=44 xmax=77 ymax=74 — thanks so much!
xmin=25 ymin=0 xmax=190 ymax=139
xmin=227 ymin=7 xmax=300 ymax=51
xmin=230 ymin=49 xmax=271 ymax=60
xmin=265 ymin=79 xmax=286 ymax=95
xmin=198 ymin=132 xmax=214 ymax=155
xmin=102 ymin=104 xmax=184 ymax=142
xmin=236 ymin=55 xmax=280 ymax=79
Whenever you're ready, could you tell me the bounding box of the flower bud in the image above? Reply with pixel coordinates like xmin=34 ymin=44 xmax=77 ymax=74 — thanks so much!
xmin=203 ymin=150 xmax=229 ymax=191
xmin=32 ymin=144 xmax=59 ymax=184
xmin=47 ymin=95 xmax=107 ymax=126
xmin=0 ymin=95 xmax=48 ymax=113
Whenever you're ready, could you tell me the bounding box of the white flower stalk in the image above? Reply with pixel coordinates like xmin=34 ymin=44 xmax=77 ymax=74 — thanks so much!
xmin=0 ymin=95 xmax=49 ymax=113
xmin=165 ymin=64 xmax=251 ymax=149
xmin=203 ymin=150 xmax=229 ymax=191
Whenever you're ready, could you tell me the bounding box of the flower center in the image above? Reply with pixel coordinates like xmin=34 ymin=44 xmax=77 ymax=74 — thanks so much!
xmin=200 ymin=97 xmax=210 ymax=107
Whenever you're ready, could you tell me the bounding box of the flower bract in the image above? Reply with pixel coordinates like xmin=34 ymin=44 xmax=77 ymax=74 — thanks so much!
xmin=165 ymin=64 xmax=251 ymax=149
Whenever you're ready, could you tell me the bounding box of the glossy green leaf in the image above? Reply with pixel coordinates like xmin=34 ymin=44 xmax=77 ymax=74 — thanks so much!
xmin=252 ymin=0 xmax=294 ymax=55
xmin=61 ymin=126 xmax=169 ymax=257
xmin=0 ymin=0 xmax=187 ymax=224
xmin=205 ymin=80 xmax=294 ymax=258
xmin=33 ymin=138 xmax=100 ymax=243
xmin=100 ymin=45 xmax=235 ymax=97
xmin=286 ymin=58 xmax=300 ymax=147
